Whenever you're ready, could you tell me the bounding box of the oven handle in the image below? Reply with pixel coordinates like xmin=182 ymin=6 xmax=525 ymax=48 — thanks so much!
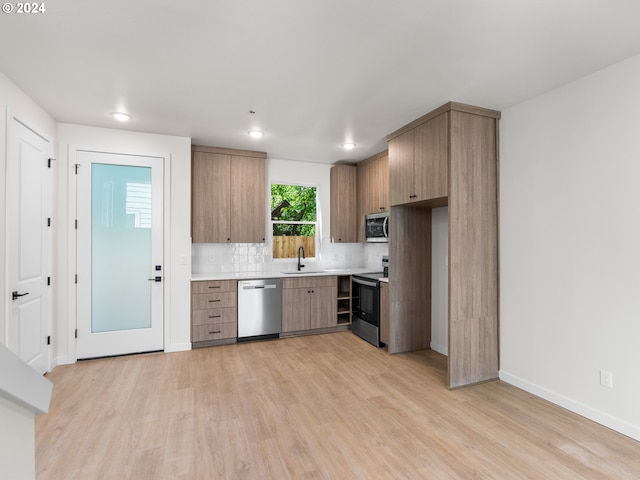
xmin=383 ymin=216 xmax=389 ymax=238
xmin=352 ymin=277 xmax=379 ymax=288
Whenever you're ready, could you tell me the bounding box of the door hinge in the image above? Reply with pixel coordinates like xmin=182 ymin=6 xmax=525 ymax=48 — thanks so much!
xmin=75 ymin=219 xmax=78 ymax=229
xmin=75 ymin=329 xmax=78 ymax=339
xmin=74 ymin=164 xmax=79 ymax=174
xmin=47 ymin=217 xmax=51 ymax=227
xmin=47 ymin=336 xmax=51 ymax=345
xmin=75 ymin=274 xmax=78 ymax=284
xmin=47 ymin=276 xmax=51 ymax=286
xmin=48 ymin=158 xmax=56 ymax=168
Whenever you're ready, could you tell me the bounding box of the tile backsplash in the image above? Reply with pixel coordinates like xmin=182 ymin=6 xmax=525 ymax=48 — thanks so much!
xmin=192 ymin=240 xmax=388 ymax=274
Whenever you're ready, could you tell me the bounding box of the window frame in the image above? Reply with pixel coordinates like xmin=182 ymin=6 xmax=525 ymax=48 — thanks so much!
xmin=270 ymin=182 xmax=320 ymax=262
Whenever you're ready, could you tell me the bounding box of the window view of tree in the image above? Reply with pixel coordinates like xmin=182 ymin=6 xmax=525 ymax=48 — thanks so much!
xmin=271 ymin=184 xmax=317 ymax=259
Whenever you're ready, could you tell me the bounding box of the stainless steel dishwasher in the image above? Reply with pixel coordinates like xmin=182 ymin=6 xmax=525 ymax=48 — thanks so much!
xmin=237 ymin=278 xmax=282 ymax=341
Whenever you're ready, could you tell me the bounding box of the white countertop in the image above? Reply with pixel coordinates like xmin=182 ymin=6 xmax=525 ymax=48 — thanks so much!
xmin=192 ymin=268 xmax=379 ymax=282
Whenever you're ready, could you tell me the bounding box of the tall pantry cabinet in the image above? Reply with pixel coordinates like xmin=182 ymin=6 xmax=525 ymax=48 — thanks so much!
xmin=386 ymin=102 xmax=500 ymax=389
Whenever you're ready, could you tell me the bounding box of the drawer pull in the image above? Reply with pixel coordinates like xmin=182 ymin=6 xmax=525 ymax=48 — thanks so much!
xmin=209 ymin=330 xmax=221 ymax=334
xmin=208 ymin=315 xmax=222 ymax=319
xmin=208 ymin=286 xmax=221 ymax=289
xmin=208 ymin=299 xmax=221 ymax=303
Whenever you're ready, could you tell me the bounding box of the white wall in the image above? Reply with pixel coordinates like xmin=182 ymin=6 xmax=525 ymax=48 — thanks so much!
xmin=0 ymin=73 xmax=58 ymax=348
xmin=431 ymin=207 xmax=448 ymax=355
xmin=0 ymin=398 xmax=35 ymax=480
xmin=56 ymin=124 xmax=192 ymax=362
xmin=500 ymin=52 xmax=640 ymax=440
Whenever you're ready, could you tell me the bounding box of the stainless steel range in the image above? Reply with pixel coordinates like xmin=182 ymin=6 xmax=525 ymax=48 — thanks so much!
xmin=351 ymin=272 xmax=384 ymax=347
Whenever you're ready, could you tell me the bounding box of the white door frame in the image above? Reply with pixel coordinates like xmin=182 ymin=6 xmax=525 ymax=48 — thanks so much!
xmin=67 ymin=145 xmax=172 ymax=362
xmin=4 ymin=107 xmax=53 ymax=372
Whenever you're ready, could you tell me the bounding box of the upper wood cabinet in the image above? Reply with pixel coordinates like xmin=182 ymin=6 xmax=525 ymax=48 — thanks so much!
xmin=356 ymin=150 xmax=389 ymax=242
xmin=330 ymin=165 xmax=357 ymax=243
xmin=192 ymin=146 xmax=266 ymax=243
xmin=388 ymin=111 xmax=448 ymax=206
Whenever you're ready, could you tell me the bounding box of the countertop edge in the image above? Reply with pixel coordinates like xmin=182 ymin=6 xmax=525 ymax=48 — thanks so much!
xmin=191 ymin=268 xmax=377 ymax=282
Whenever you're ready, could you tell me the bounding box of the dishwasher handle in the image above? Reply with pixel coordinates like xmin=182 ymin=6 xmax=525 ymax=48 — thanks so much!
xmin=242 ymin=283 xmax=277 ymax=290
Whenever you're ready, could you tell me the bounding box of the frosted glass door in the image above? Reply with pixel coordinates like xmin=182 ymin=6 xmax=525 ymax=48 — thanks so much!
xmin=91 ymin=164 xmax=152 ymax=332
xmin=75 ymin=149 xmax=164 ymax=359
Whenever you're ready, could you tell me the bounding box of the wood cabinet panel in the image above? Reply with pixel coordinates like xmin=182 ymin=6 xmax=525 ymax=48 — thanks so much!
xmin=191 ymin=152 xmax=231 ymax=243
xmin=191 ymin=291 xmax=236 ymax=310
xmin=282 ymin=276 xmax=336 ymax=289
xmin=414 ymin=112 xmax=448 ymax=201
xmin=192 ymin=307 xmax=237 ymax=326
xmin=192 ymin=322 xmax=237 ymax=342
xmin=373 ymin=151 xmax=389 ymax=212
xmin=282 ymin=287 xmax=310 ymax=332
xmin=330 ymin=165 xmax=357 ymax=243
xmin=231 ymin=155 xmax=266 ymax=243
xmin=191 ymin=280 xmax=236 ymax=294
xmin=448 ymin=110 xmax=499 ymax=388
xmin=388 ymin=130 xmax=414 ymax=206
xmin=380 ymin=282 xmax=390 ymax=346
xmin=309 ymin=285 xmax=338 ymax=329
xmin=388 ymin=206 xmax=431 ymax=354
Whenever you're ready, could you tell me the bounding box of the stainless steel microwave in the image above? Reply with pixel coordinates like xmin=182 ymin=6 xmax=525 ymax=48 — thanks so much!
xmin=365 ymin=212 xmax=389 ymax=243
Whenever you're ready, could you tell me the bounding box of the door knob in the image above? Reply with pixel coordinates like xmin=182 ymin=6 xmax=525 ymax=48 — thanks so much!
xmin=12 ymin=291 xmax=29 ymax=300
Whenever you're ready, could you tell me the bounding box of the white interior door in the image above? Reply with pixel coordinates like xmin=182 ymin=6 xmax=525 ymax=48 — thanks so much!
xmin=75 ymin=150 xmax=164 ymax=359
xmin=6 ymin=112 xmax=52 ymax=374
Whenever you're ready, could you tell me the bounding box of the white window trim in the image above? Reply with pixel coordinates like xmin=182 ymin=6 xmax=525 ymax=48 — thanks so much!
xmin=270 ymin=183 xmax=320 ymax=262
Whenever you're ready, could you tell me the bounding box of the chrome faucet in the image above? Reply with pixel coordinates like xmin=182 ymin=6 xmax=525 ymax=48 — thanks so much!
xmin=297 ymin=245 xmax=305 ymax=271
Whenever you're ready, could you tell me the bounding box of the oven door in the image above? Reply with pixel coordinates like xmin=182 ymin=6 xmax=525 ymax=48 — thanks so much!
xmin=352 ymin=276 xmax=381 ymax=347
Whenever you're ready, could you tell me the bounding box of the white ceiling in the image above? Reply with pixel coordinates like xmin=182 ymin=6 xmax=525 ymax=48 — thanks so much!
xmin=2 ymin=0 xmax=640 ymax=164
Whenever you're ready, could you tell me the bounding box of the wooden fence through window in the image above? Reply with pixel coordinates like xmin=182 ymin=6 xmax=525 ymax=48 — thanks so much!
xmin=273 ymin=236 xmax=316 ymax=259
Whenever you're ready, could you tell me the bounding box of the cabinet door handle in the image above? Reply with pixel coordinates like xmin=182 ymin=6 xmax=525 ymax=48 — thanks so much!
xmin=209 ymin=330 xmax=221 ymax=334
xmin=208 ymin=315 xmax=222 ymax=319
xmin=208 ymin=286 xmax=221 ymax=289
xmin=208 ymin=299 xmax=221 ymax=303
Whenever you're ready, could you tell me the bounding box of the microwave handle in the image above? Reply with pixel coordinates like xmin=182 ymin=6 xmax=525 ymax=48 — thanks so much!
xmin=383 ymin=216 xmax=389 ymax=238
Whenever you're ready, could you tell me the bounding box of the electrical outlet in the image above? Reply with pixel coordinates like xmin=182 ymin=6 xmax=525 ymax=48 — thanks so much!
xmin=600 ymin=369 xmax=613 ymax=389
xmin=209 ymin=253 xmax=215 ymax=262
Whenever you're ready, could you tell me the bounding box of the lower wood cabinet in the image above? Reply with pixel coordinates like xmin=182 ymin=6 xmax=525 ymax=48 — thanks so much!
xmin=282 ymin=276 xmax=337 ymax=333
xmin=191 ymin=280 xmax=237 ymax=344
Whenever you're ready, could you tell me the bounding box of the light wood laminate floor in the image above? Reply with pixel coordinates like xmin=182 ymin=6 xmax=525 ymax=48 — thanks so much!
xmin=37 ymin=332 xmax=640 ymax=479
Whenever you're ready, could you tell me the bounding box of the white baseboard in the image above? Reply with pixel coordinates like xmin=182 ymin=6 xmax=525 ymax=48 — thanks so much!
xmin=165 ymin=342 xmax=192 ymax=353
xmin=54 ymin=356 xmax=75 ymax=367
xmin=430 ymin=342 xmax=448 ymax=356
xmin=499 ymin=370 xmax=640 ymax=442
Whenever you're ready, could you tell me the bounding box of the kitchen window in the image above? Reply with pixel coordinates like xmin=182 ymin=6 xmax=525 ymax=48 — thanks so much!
xmin=271 ymin=184 xmax=317 ymax=259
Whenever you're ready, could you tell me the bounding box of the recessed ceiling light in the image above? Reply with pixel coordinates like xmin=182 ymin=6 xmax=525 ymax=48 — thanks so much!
xmin=111 ymin=112 xmax=131 ymax=122
xmin=248 ymin=129 xmax=264 ymax=138
xmin=342 ymin=142 xmax=356 ymax=150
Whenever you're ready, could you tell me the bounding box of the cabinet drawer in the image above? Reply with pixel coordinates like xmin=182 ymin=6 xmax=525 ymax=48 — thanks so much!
xmin=192 ymin=291 xmax=236 ymax=310
xmin=192 ymin=307 xmax=237 ymax=326
xmin=191 ymin=280 xmax=236 ymax=294
xmin=192 ymin=322 xmax=237 ymax=342
xmin=283 ymin=275 xmax=336 ymax=289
